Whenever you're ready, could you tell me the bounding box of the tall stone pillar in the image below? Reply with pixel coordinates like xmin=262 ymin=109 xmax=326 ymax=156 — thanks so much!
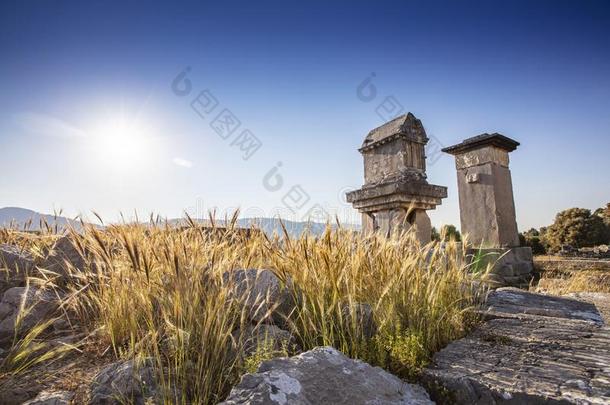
xmin=442 ymin=134 xmax=520 ymax=247
xmin=443 ymin=133 xmax=533 ymax=286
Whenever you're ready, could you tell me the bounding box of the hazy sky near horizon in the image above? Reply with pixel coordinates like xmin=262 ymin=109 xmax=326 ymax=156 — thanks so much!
xmin=1 ymin=0 xmax=609 ymax=229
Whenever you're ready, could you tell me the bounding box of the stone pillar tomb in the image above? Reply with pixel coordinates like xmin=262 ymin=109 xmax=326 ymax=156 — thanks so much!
xmin=346 ymin=113 xmax=447 ymax=243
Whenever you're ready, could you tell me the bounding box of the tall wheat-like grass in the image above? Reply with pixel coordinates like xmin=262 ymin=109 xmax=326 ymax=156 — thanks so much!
xmin=1 ymin=217 xmax=483 ymax=404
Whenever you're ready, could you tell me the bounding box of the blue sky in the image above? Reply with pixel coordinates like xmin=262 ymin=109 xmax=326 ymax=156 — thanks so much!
xmin=0 ymin=0 xmax=609 ymax=229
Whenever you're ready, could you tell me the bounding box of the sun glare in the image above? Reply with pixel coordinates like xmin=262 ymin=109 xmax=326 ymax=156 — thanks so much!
xmin=88 ymin=116 xmax=161 ymax=172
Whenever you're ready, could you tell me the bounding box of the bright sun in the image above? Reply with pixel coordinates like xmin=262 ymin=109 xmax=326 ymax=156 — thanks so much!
xmin=89 ymin=116 xmax=160 ymax=172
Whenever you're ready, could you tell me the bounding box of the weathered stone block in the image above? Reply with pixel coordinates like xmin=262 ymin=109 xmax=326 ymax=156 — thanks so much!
xmin=22 ymin=390 xmax=74 ymax=405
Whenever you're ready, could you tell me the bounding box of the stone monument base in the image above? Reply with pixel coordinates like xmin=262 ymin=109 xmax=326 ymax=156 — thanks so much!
xmin=467 ymin=247 xmax=534 ymax=287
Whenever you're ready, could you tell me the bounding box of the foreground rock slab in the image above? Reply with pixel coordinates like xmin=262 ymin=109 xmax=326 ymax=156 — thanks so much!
xmin=220 ymin=346 xmax=433 ymax=405
xmin=424 ymin=290 xmax=610 ymax=404
xmin=481 ymin=287 xmax=604 ymax=325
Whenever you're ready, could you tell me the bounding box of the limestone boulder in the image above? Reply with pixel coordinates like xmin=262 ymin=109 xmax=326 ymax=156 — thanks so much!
xmin=22 ymin=390 xmax=74 ymax=405
xmin=89 ymin=358 xmax=160 ymax=405
xmin=0 ymin=244 xmax=35 ymax=292
xmin=220 ymin=346 xmax=433 ymax=404
xmin=41 ymin=236 xmax=90 ymax=276
xmin=0 ymin=286 xmax=58 ymax=346
xmin=0 ymin=244 xmax=34 ymax=273
xmin=223 ymin=269 xmax=295 ymax=326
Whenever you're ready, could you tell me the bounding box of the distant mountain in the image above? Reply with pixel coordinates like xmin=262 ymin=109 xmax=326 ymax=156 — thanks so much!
xmin=237 ymin=218 xmax=358 ymax=238
xmin=169 ymin=217 xmax=360 ymax=238
xmin=0 ymin=207 xmax=360 ymax=237
xmin=0 ymin=207 xmax=84 ymax=231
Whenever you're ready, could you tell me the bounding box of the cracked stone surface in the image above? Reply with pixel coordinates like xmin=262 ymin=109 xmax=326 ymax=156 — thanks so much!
xmin=424 ymin=289 xmax=610 ymax=404
xmin=220 ymin=346 xmax=433 ymax=404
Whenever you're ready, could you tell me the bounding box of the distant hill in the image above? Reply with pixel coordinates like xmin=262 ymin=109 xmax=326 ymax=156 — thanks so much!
xmin=236 ymin=218 xmax=359 ymax=238
xmin=0 ymin=207 xmax=84 ymax=231
xmin=170 ymin=217 xmax=360 ymax=238
xmin=0 ymin=207 xmax=360 ymax=237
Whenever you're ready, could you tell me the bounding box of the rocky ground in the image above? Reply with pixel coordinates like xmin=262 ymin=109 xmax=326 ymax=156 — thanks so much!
xmin=1 ymin=240 xmax=610 ymax=404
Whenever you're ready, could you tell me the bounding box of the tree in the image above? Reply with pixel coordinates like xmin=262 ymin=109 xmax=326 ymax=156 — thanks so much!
xmin=430 ymin=227 xmax=440 ymax=242
xmin=594 ymin=202 xmax=610 ymax=243
xmin=542 ymin=208 xmax=608 ymax=253
xmin=440 ymin=224 xmax=461 ymax=242
xmin=519 ymin=227 xmax=546 ymax=255
xmin=594 ymin=202 xmax=610 ymax=226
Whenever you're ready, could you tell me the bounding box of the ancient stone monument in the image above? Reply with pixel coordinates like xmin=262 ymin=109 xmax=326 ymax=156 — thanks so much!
xmin=346 ymin=113 xmax=447 ymax=242
xmin=442 ymin=133 xmax=533 ymax=286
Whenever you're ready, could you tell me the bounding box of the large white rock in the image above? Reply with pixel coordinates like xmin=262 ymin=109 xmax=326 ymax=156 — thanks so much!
xmin=220 ymin=346 xmax=433 ymax=404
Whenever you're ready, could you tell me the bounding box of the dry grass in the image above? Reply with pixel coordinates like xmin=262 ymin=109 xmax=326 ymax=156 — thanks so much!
xmin=1 ymin=216 xmax=484 ymax=404
xmin=536 ymin=270 xmax=610 ymax=295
